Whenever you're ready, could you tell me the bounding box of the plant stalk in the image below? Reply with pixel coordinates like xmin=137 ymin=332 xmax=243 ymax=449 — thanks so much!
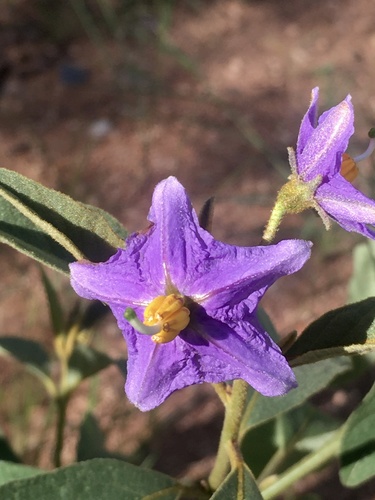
xmin=208 ymin=379 xmax=249 ymax=490
xmin=259 ymin=428 xmax=344 ymax=499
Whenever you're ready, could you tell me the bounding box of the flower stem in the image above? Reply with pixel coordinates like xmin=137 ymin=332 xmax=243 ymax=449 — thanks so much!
xmin=208 ymin=379 xmax=249 ymax=490
xmin=262 ymin=204 xmax=285 ymax=243
xmin=259 ymin=428 xmax=344 ymax=499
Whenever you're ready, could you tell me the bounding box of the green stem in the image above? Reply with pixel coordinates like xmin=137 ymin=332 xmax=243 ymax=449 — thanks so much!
xmin=262 ymin=203 xmax=285 ymax=243
xmin=208 ymin=379 xmax=249 ymax=490
xmin=259 ymin=428 xmax=344 ymax=499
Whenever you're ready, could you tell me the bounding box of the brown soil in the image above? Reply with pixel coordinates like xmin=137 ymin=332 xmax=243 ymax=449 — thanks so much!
xmin=1 ymin=1 xmax=375 ymax=498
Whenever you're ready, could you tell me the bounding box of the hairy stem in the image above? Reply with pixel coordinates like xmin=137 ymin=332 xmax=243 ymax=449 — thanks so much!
xmin=208 ymin=379 xmax=249 ymax=490
xmin=259 ymin=428 xmax=344 ymax=499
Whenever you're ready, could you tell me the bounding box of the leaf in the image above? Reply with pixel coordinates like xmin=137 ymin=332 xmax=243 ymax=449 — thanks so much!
xmin=77 ymin=413 xmax=129 ymax=462
xmin=40 ymin=268 xmax=65 ymax=336
xmin=0 ymin=336 xmax=54 ymax=393
xmin=0 ymin=458 xmax=187 ymax=499
xmin=285 ymin=298 xmax=375 ymax=365
xmin=210 ymin=463 xmax=263 ymax=499
xmin=240 ymin=357 xmax=350 ymax=437
xmin=349 ymin=241 xmax=375 ymax=302
xmin=0 ymin=461 xmax=43 ymax=486
xmin=340 ymin=383 xmax=375 ymax=487
xmin=0 ymin=168 xmax=126 ymax=274
xmin=0 ymin=432 xmax=20 ymax=463
xmin=65 ymin=344 xmax=126 ymax=393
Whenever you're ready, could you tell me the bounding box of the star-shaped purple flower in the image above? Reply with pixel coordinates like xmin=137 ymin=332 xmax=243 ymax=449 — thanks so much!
xmin=296 ymin=87 xmax=375 ymax=238
xmin=70 ymin=177 xmax=311 ymax=411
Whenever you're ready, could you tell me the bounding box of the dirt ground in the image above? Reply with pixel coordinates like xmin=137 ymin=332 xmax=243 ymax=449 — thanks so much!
xmin=1 ymin=1 xmax=375 ymax=498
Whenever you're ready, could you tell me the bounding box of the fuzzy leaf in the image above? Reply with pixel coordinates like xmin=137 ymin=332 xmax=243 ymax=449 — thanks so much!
xmin=0 ymin=459 xmax=185 ymax=499
xmin=340 ymin=383 xmax=375 ymax=487
xmin=0 ymin=462 xmax=43 ymax=486
xmin=285 ymin=298 xmax=375 ymax=365
xmin=0 ymin=336 xmax=54 ymax=394
xmin=349 ymin=241 xmax=375 ymax=302
xmin=65 ymin=344 xmax=126 ymax=393
xmin=240 ymin=358 xmax=350 ymax=437
xmin=210 ymin=463 xmax=263 ymax=500
xmin=0 ymin=168 xmax=126 ymax=274
xmin=40 ymin=268 xmax=65 ymax=336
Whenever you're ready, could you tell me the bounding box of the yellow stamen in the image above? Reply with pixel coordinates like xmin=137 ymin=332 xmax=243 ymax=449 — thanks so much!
xmin=340 ymin=153 xmax=359 ymax=182
xmin=144 ymin=294 xmax=190 ymax=344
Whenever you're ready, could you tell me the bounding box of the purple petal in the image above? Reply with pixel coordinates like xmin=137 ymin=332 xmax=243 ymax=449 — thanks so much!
xmin=297 ymin=96 xmax=354 ymax=181
xmin=189 ymin=240 xmax=312 ymax=312
xmin=112 ymin=305 xmax=296 ymax=411
xmin=146 ymin=177 xmax=214 ymax=291
xmin=316 ymin=176 xmax=375 ymax=238
xmin=297 ymin=87 xmax=319 ymax=155
xmin=70 ymin=234 xmax=161 ymax=308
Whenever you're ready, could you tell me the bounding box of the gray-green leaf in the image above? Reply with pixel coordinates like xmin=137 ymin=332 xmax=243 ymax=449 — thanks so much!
xmin=240 ymin=358 xmax=350 ymax=437
xmin=0 ymin=459 xmax=186 ymax=499
xmin=0 ymin=168 xmax=126 ymax=274
xmin=285 ymin=298 xmax=375 ymax=366
xmin=340 ymin=382 xmax=375 ymax=487
xmin=210 ymin=463 xmax=263 ymax=500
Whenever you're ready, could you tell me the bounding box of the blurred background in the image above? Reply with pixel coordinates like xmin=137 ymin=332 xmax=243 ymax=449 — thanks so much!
xmin=1 ymin=0 xmax=375 ymax=497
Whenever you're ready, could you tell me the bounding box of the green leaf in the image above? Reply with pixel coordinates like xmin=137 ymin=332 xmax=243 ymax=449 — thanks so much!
xmin=0 ymin=432 xmax=20 ymax=463
xmin=0 ymin=168 xmax=126 ymax=274
xmin=65 ymin=344 xmax=126 ymax=393
xmin=285 ymin=298 xmax=375 ymax=365
xmin=349 ymin=241 xmax=375 ymax=302
xmin=0 ymin=459 xmax=188 ymax=499
xmin=340 ymin=383 xmax=375 ymax=487
xmin=40 ymin=268 xmax=65 ymax=336
xmin=210 ymin=463 xmax=263 ymax=499
xmin=0 ymin=337 xmax=54 ymax=393
xmin=77 ymin=413 xmax=129 ymax=462
xmin=240 ymin=358 xmax=350 ymax=437
xmin=0 ymin=461 xmax=43 ymax=486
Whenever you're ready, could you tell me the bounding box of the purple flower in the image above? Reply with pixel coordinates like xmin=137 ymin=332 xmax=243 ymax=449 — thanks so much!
xmin=263 ymin=87 xmax=375 ymax=242
xmin=70 ymin=177 xmax=311 ymax=411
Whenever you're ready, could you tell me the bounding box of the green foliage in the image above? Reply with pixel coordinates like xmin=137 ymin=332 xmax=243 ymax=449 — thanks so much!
xmin=66 ymin=344 xmax=126 ymax=394
xmin=0 ymin=459 xmax=189 ymax=499
xmin=285 ymin=298 xmax=375 ymax=365
xmin=0 ymin=462 xmax=43 ymax=487
xmin=0 ymin=168 xmax=126 ymax=274
xmin=210 ymin=463 xmax=263 ymax=499
xmin=240 ymin=357 xmax=350 ymax=437
xmin=0 ymin=336 xmax=54 ymax=394
xmin=340 ymin=382 xmax=375 ymax=487
xmin=40 ymin=268 xmax=65 ymax=336
xmin=349 ymin=240 xmax=375 ymax=302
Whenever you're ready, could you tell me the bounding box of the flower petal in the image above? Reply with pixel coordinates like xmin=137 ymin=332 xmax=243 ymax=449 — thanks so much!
xmin=297 ymin=96 xmax=354 ymax=181
xmin=146 ymin=176 xmax=214 ymax=291
xmin=70 ymin=234 xmax=160 ymax=308
xmin=316 ymin=176 xmax=375 ymax=237
xmin=297 ymin=87 xmax=319 ymax=155
xmin=188 ymin=240 xmax=312 ymax=311
xmin=112 ymin=304 xmax=296 ymax=411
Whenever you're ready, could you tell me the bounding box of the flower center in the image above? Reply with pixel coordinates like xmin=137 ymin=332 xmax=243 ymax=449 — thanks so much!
xmin=124 ymin=294 xmax=190 ymax=344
